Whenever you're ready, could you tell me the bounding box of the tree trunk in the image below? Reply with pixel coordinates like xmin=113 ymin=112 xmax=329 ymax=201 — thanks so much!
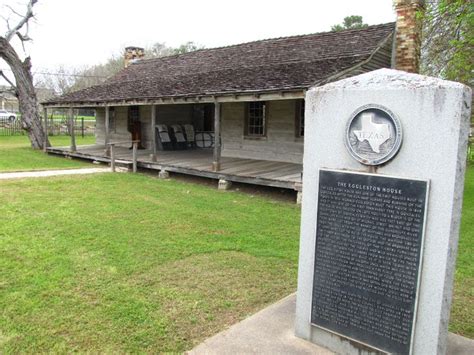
xmin=0 ymin=37 xmax=49 ymax=149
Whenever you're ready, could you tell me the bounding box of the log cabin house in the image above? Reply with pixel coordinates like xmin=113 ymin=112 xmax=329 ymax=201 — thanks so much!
xmin=42 ymin=2 xmax=423 ymax=199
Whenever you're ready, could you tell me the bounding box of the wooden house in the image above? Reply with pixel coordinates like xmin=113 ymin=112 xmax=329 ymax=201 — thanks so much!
xmin=42 ymin=1 xmax=423 ymax=198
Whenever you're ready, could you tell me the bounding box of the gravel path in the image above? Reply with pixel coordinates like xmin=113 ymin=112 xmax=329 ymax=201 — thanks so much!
xmin=0 ymin=167 xmax=110 ymax=180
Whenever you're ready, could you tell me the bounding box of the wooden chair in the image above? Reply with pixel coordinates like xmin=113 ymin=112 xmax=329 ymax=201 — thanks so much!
xmin=170 ymin=124 xmax=187 ymax=150
xmin=183 ymin=124 xmax=196 ymax=148
xmin=155 ymin=124 xmax=173 ymax=150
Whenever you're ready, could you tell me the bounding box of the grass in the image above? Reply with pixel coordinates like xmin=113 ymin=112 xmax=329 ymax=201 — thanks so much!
xmin=0 ymin=173 xmax=301 ymax=352
xmin=0 ymin=136 xmax=95 ymax=172
xmin=0 ymin=139 xmax=472 ymax=352
xmin=450 ymin=164 xmax=474 ymax=337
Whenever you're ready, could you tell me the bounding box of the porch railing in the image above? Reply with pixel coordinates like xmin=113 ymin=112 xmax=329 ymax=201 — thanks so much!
xmin=107 ymin=140 xmax=140 ymax=173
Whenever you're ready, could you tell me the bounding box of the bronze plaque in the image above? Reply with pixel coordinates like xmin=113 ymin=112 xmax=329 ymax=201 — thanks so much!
xmin=311 ymin=169 xmax=429 ymax=354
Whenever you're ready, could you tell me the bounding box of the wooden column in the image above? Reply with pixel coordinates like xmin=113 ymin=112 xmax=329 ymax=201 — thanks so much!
xmin=69 ymin=107 xmax=76 ymax=152
xmin=43 ymin=107 xmax=48 ymax=152
xmin=132 ymin=141 xmax=138 ymax=173
xmin=110 ymin=144 xmax=115 ymax=172
xmin=105 ymin=106 xmax=110 ymax=155
xmin=213 ymin=102 xmax=221 ymax=171
xmin=151 ymin=105 xmax=157 ymax=162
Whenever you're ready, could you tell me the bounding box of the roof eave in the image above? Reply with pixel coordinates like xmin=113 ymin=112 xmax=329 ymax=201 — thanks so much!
xmin=41 ymin=87 xmax=309 ymax=108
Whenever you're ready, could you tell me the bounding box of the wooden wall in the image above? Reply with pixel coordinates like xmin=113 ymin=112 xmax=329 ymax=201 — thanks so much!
xmin=221 ymin=100 xmax=304 ymax=164
xmin=96 ymin=105 xmax=193 ymax=149
xmin=96 ymin=106 xmax=129 ymax=146
xmin=95 ymin=100 xmax=304 ymax=163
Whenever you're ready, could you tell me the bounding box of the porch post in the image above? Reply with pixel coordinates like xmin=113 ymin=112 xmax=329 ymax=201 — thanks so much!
xmin=69 ymin=107 xmax=76 ymax=152
xmin=213 ymin=102 xmax=221 ymax=171
xmin=43 ymin=106 xmax=48 ymax=152
xmin=105 ymin=106 xmax=110 ymax=155
xmin=151 ymin=104 xmax=157 ymax=162
xmin=132 ymin=141 xmax=138 ymax=173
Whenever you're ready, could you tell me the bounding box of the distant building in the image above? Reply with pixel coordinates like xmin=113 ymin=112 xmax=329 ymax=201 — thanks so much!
xmin=0 ymin=86 xmax=18 ymax=112
xmin=0 ymin=86 xmax=55 ymax=113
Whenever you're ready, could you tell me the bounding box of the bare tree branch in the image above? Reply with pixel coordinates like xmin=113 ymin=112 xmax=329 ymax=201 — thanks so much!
xmin=0 ymin=70 xmax=17 ymax=91
xmin=5 ymin=4 xmax=25 ymax=18
xmin=4 ymin=0 xmax=38 ymax=42
xmin=16 ymin=32 xmax=32 ymax=42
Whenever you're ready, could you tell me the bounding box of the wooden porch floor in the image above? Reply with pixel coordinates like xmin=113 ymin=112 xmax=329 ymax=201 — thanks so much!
xmin=47 ymin=145 xmax=302 ymax=190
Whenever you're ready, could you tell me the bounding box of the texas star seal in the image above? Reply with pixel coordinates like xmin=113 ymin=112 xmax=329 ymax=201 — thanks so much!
xmin=345 ymin=104 xmax=402 ymax=165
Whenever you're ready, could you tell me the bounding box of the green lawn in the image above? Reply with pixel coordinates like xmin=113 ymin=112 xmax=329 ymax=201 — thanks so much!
xmin=0 ymin=136 xmax=95 ymax=172
xmin=0 ymin=174 xmax=301 ymax=352
xmin=0 ymin=141 xmax=472 ymax=352
xmin=451 ymin=164 xmax=474 ymax=337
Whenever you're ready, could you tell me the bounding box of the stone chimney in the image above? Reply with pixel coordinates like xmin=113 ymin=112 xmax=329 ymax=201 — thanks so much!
xmin=393 ymin=0 xmax=425 ymax=73
xmin=124 ymin=46 xmax=145 ymax=68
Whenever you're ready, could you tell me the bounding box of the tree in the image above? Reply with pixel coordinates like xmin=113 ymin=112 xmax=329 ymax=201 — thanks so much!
xmin=0 ymin=0 xmax=48 ymax=149
xmin=70 ymin=55 xmax=125 ymax=91
xmin=172 ymin=41 xmax=204 ymax=55
xmin=37 ymin=41 xmax=204 ymax=97
xmin=34 ymin=66 xmax=79 ymax=96
xmin=147 ymin=41 xmax=203 ymax=57
xmin=420 ymin=0 xmax=473 ymax=86
xmin=145 ymin=42 xmax=175 ymax=59
xmin=331 ymin=15 xmax=368 ymax=31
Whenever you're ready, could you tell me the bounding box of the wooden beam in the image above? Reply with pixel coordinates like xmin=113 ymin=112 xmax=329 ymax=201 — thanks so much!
xmin=42 ymin=90 xmax=306 ymax=108
xmin=69 ymin=107 xmax=76 ymax=152
xmin=105 ymin=106 xmax=110 ymax=155
xmin=213 ymin=102 xmax=221 ymax=172
xmin=43 ymin=107 xmax=48 ymax=152
xmin=151 ymin=105 xmax=157 ymax=162
xmin=46 ymin=147 xmax=301 ymax=190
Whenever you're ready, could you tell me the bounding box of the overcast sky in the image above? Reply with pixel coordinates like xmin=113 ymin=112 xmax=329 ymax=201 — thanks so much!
xmin=0 ymin=0 xmax=396 ymax=84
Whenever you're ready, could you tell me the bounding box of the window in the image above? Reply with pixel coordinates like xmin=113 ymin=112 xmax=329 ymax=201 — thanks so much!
xmin=245 ymin=101 xmax=266 ymax=137
xmin=295 ymin=99 xmax=305 ymax=137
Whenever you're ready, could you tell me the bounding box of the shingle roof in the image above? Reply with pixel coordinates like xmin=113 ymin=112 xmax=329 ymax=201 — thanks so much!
xmin=46 ymin=23 xmax=395 ymax=105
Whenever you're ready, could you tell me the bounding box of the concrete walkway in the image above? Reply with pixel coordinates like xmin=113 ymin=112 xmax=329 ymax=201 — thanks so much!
xmin=0 ymin=167 xmax=110 ymax=180
xmin=189 ymin=294 xmax=474 ymax=355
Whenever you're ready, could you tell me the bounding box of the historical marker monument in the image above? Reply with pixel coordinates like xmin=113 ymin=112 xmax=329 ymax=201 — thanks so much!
xmin=295 ymin=69 xmax=471 ymax=354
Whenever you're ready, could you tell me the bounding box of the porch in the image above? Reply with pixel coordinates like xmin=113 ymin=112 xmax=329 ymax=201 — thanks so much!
xmin=46 ymin=145 xmax=303 ymax=190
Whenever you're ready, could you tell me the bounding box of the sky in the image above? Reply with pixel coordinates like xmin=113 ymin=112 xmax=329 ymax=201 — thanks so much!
xmin=0 ymin=0 xmax=396 ymax=84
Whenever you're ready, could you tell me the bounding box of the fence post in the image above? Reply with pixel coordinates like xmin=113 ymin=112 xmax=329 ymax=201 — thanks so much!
xmin=110 ymin=144 xmax=115 ymax=172
xmin=132 ymin=141 xmax=138 ymax=173
xmin=43 ymin=107 xmax=48 ymax=151
xmin=69 ymin=107 xmax=76 ymax=152
xmin=81 ymin=117 xmax=84 ymax=138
